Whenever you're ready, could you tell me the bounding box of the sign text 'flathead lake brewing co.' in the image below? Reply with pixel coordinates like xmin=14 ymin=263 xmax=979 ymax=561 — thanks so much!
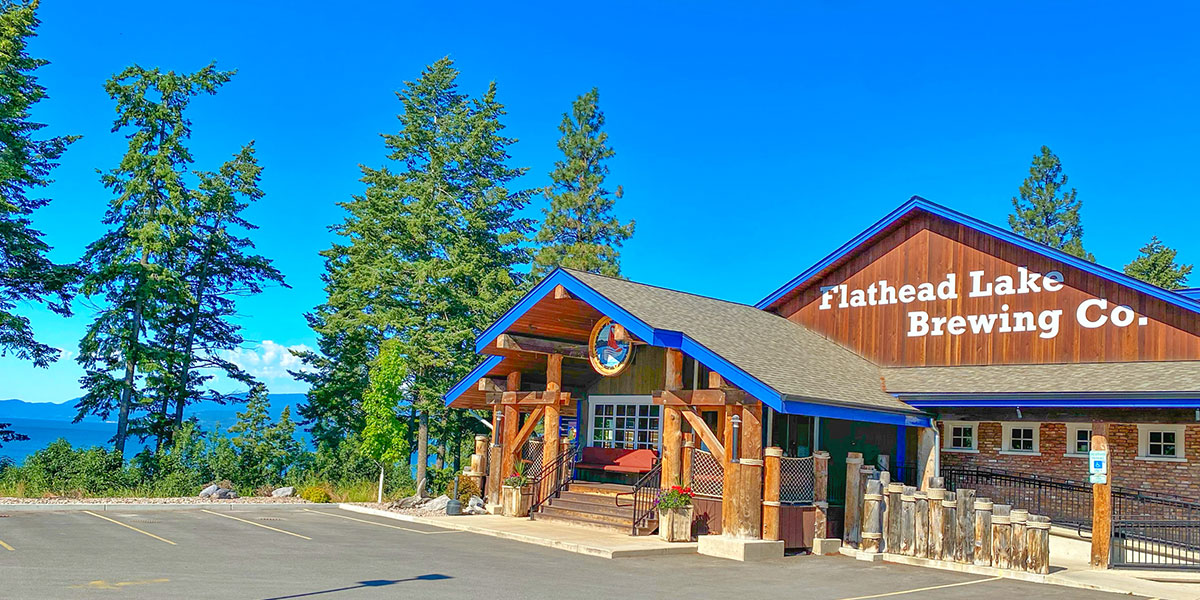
xmin=818 ymin=267 xmax=1150 ymax=340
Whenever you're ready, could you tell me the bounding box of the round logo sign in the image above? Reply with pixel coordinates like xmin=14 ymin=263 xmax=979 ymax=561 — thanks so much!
xmin=588 ymin=316 xmax=635 ymax=377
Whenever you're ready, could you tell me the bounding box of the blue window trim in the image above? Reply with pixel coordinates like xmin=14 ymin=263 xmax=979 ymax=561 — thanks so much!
xmin=443 ymin=354 xmax=504 ymax=407
xmin=454 ymin=268 xmax=931 ymax=427
xmin=754 ymin=196 xmax=1200 ymax=315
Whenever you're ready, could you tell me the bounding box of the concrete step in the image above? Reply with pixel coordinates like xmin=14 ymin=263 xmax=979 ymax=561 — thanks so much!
xmin=555 ymin=490 xmax=630 ymax=507
xmin=532 ymin=509 xmax=656 ymax=535
xmin=546 ymin=496 xmax=636 ymax=519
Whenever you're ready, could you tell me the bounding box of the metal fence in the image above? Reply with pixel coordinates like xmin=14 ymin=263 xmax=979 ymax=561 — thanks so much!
xmin=941 ymin=465 xmax=1094 ymax=529
xmin=690 ymin=449 xmax=724 ymax=498
xmin=779 ymin=456 xmax=814 ymax=504
xmin=1112 ymin=520 xmax=1200 ymax=569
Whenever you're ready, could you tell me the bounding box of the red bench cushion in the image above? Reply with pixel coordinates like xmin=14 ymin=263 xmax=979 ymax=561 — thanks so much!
xmin=578 ymin=447 xmax=658 ymax=473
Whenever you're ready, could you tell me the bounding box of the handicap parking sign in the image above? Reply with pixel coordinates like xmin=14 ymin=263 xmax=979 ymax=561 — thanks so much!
xmin=1089 ymin=450 xmax=1107 ymax=474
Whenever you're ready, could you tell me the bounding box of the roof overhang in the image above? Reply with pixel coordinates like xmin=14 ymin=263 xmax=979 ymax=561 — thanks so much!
xmin=899 ymin=392 xmax=1200 ymax=408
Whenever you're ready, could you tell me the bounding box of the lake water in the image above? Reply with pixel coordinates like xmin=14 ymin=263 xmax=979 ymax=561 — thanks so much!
xmin=1 ymin=418 xmax=152 ymax=462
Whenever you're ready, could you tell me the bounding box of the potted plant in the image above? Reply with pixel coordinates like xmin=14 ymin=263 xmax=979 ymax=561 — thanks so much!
xmin=501 ymin=462 xmax=533 ymax=517
xmin=657 ymin=485 xmax=695 ymax=542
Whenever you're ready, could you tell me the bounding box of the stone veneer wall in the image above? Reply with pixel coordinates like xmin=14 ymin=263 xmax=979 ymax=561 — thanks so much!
xmin=938 ymin=421 xmax=1200 ymax=500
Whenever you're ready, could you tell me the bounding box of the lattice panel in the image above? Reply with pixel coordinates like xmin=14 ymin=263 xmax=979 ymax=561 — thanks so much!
xmin=780 ymin=456 xmax=815 ymax=504
xmin=690 ymin=449 xmax=724 ymax=498
xmin=522 ymin=439 xmax=544 ymax=476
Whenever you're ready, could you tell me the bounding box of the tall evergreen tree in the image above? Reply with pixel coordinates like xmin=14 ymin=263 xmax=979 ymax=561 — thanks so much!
xmin=532 ymin=88 xmax=633 ymax=278
xmin=76 ymin=63 xmax=233 ymax=454
xmin=1124 ymin=236 xmax=1192 ymax=290
xmin=1008 ymin=145 xmax=1094 ymax=261
xmin=0 ymin=0 xmax=78 ymax=368
xmin=296 ymin=58 xmax=532 ymax=486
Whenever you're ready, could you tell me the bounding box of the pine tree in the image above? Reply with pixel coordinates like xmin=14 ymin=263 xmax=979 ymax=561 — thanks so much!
xmin=361 ymin=338 xmax=409 ymax=502
xmin=297 ymin=57 xmax=532 ymax=476
xmin=1009 ymin=146 xmax=1094 ymax=261
xmin=0 ymin=0 xmax=79 ymax=367
xmin=1124 ymin=236 xmax=1192 ymax=290
xmin=532 ymin=88 xmax=634 ymax=278
xmin=76 ymin=63 xmax=233 ymax=454
xmin=0 ymin=422 xmax=29 ymax=447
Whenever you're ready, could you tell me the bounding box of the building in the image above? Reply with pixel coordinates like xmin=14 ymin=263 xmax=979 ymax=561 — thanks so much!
xmin=445 ymin=196 xmax=1200 ymax=550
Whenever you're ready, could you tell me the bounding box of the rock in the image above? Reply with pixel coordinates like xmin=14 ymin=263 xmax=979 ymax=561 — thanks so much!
xmin=212 ymin=488 xmax=233 ymax=499
xmin=464 ymin=505 xmax=487 ymax=515
xmin=271 ymin=486 xmax=295 ymax=498
xmin=228 ymin=491 xmax=239 ymax=499
xmin=424 ymin=495 xmax=451 ymax=512
xmin=199 ymin=484 xmax=219 ymax=498
xmin=395 ymin=495 xmax=425 ymax=509
xmin=468 ymin=495 xmax=484 ymax=509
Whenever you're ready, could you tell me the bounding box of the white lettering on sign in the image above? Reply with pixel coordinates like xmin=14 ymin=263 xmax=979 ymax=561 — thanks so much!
xmin=817 ymin=267 xmax=1150 ymax=340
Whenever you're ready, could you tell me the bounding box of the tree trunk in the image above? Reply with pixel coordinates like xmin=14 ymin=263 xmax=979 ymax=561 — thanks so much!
xmin=416 ymin=411 xmax=429 ymax=497
xmin=378 ymin=463 xmax=385 ymax=504
xmin=173 ymin=222 xmax=221 ymax=433
xmin=116 ymin=253 xmax=149 ymax=456
xmin=450 ymin=413 xmax=460 ymax=472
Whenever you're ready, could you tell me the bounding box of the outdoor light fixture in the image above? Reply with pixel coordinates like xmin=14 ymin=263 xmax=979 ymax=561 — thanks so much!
xmin=731 ymin=414 xmax=742 ymax=463
xmin=1016 ymin=407 xmax=1023 ymax=419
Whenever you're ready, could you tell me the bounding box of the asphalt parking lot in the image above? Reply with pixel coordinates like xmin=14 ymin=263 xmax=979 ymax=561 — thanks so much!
xmin=0 ymin=506 xmax=1141 ymax=599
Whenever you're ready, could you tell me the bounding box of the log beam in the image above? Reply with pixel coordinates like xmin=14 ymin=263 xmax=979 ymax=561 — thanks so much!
xmin=512 ymin=406 xmax=546 ymax=452
xmin=496 ymin=333 xmax=589 ymax=359
xmin=486 ymin=391 xmax=572 ymax=405
xmin=680 ymin=407 xmax=725 ymax=460
xmin=662 ymin=348 xmax=684 ymax=487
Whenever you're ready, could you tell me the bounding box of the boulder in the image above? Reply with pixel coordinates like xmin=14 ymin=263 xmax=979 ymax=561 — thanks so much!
xmin=464 ymin=505 xmax=487 ymax=515
xmin=199 ymin=484 xmax=220 ymax=498
xmin=212 ymin=488 xmax=233 ymax=499
xmin=228 ymin=491 xmax=239 ymax=499
xmin=395 ymin=495 xmax=425 ymax=509
xmin=424 ymin=495 xmax=451 ymax=512
xmin=271 ymin=486 xmax=295 ymax=498
xmin=468 ymin=495 xmax=485 ymax=509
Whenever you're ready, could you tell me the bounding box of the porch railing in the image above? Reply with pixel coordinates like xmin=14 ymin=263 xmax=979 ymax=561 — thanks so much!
xmin=528 ymin=443 xmax=577 ymax=517
xmin=624 ymin=460 xmax=662 ymax=535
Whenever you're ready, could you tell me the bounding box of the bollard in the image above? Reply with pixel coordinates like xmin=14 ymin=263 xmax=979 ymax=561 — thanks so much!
xmin=914 ymin=491 xmax=929 ymax=559
xmin=1011 ymin=509 xmax=1029 ymax=571
xmin=992 ymin=504 xmax=1012 ymax=569
xmin=862 ymin=479 xmax=884 ymax=554
xmin=974 ymin=498 xmax=994 ymax=567
xmin=900 ymin=486 xmax=916 ymax=556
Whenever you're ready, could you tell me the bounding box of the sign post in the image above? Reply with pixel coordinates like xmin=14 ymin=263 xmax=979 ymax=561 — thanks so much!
xmin=1090 ymin=424 xmax=1112 ymax=568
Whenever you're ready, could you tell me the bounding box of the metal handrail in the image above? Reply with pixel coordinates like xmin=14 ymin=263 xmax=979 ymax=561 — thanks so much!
xmin=528 ymin=444 xmax=577 ymax=516
xmin=616 ymin=460 xmax=662 ymax=536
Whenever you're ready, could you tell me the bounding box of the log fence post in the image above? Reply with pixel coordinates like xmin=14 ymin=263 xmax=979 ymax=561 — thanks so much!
xmin=878 ymin=470 xmax=891 ymax=553
xmin=862 ymin=479 xmax=884 ymax=554
xmin=813 ymin=451 xmax=830 ymax=542
xmin=956 ymin=487 xmax=976 ymax=564
xmin=887 ymin=481 xmax=904 ymax=553
xmin=927 ymin=484 xmax=945 ymax=559
xmin=1027 ymin=515 xmax=1051 ymax=574
xmin=843 ymin=453 xmax=864 ymax=548
xmin=900 ymin=486 xmax=916 ymax=556
xmin=762 ymin=447 xmax=782 ymax=542
xmin=914 ymin=490 xmax=929 ymax=559
xmin=992 ymin=504 xmax=1012 ymax=569
xmin=940 ymin=491 xmax=957 ymax=561
xmin=1010 ymin=509 xmax=1028 ymax=571
xmin=973 ymin=498 xmax=993 ymax=567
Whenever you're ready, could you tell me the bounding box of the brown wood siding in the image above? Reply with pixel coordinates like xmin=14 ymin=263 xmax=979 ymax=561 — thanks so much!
xmin=778 ymin=213 xmax=1200 ymax=366
xmin=692 ymin=496 xmax=722 ymax=536
xmin=779 ymin=504 xmax=817 ymax=549
xmin=589 ymin=346 xmax=668 ymax=395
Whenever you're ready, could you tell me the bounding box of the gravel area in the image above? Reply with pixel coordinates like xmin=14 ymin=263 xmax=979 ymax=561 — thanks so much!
xmin=0 ymin=496 xmax=311 ymax=505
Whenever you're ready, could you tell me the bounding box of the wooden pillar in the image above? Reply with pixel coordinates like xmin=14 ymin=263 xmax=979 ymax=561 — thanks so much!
xmin=541 ymin=354 xmax=562 ymax=496
xmin=762 ymin=447 xmax=782 ymax=541
xmin=1091 ymin=423 xmax=1112 ymax=569
xmin=465 ymin=434 xmax=488 ymax=491
xmin=914 ymin=490 xmax=929 ymax=558
xmin=862 ymin=479 xmax=884 ymax=554
xmin=877 ymin=470 xmax=891 ymax=552
xmin=886 ymin=481 xmax=904 ymax=553
xmin=900 ymin=486 xmax=916 ymax=556
xmin=917 ymin=426 xmax=940 ymax=490
xmin=813 ymin=450 xmax=830 ymax=540
xmin=661 ymin=349 xmax=684 ymax=487
xmin=956 ymin=487 xmax=976 ymax=563
xmin=843 ymin=452 xmax=864 ymax=548
xmin=500 ymin=371 xmax=521 ymax=483
xmin=974 ymin=498 xmax=993 ymax=567
xmin=681 ymin=438 xmax=694 ymax=488
xmin=741 ymin=402 xmax=763 ymax=461
xmin=1010 ymin=509 xmax=1028 ymax=570
xmin=927 ymin=480 xmax=945 ymax=559
xmin=1027 ymin=515 xmax=1051 ymax=574
xmin=992 ymin=504 xmax=1012 ymax=569
xmin=940 ymin=491 xmax=957 ymax=561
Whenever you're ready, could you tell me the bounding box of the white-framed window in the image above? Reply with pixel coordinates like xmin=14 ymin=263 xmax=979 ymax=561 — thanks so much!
xmin=588 ymin=396 xmax=661 ymax=450
xmin=1137 ymin=424 xmax=1186 ymax=462
xmin=942 ymin=421 xmax=977 ymax=452
xmin=1000 ymin=422 xmax=1041 ymax=455
xmin=1066 ymin=424 xmax=1092 ymax=457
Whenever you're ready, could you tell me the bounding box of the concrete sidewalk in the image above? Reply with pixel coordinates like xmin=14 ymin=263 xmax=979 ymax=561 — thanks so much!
xmin=338 ymin=503 xmax=698 ymax=559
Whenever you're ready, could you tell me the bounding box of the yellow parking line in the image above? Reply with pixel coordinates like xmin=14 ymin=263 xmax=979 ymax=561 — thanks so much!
xmin=303 ymin=509 xmax=461 ymax=535
xmin=836 ymin=576 xmax=1002 ymax=600
xmin=82 ymin=511 xmax=176 ymax=546
xmin=0 ymin=538 xmax=13 ymax=551
xmin=201 ymin=509 xmax=312 ymax=540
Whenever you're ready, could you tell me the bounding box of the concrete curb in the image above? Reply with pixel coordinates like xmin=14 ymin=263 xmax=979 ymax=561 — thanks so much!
xmin=336 ymin=503 xmax=698 ymax=559
xmin=0 ymin=501 xmax=310 ymax=512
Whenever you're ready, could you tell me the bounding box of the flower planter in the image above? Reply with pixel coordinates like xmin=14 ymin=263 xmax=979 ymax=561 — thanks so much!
xmin=658 ymin=505 xmax=694 ymax=542
xmin=502 ymin=484 xmax=532 ymax=517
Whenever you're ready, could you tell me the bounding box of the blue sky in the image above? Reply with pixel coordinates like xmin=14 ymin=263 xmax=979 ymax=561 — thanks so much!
xmin=4 ymin=2 xmax=1198 ymax=403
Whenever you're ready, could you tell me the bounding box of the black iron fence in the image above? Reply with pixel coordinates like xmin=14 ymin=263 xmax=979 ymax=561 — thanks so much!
xmin=941 ymin=465 xmax=1094 ymax=529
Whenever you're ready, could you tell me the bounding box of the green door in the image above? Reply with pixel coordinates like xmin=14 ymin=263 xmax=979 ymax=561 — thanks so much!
xmin=820 ymin=418 xmax=898 ymax=506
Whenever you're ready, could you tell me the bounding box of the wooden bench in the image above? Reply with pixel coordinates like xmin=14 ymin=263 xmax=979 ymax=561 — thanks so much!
xmin=576 ymin=447 xmax=658 ymax=474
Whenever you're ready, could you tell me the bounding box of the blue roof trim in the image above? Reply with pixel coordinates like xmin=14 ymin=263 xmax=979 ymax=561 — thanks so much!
xmin=755 ymin=196 xmax=1200 ymax=315
xmin=443 ymin=354 xmax=504 ymax=405
xmin=1179 ymin=288 xmax=1200 ymax=301
xmin=780 ymin=398 xmax=932 ymax=427
xmin=465 ymin=268 xmax=923 ymax=427
xmin=904 ymin=397 xmax=1200 ymax=408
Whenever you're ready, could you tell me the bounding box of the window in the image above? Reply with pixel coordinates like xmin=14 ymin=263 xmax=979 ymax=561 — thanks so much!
xmin=589 ymin=397 xmax=660 ymax=450
xmin=942 ymin=421 xmax=977 ymax=452
xmin=1000 ymin=422 xmax=1041 ymax=455
xmin=1066 ymin=425 xmax=1091 ymax=456
xmin=1136 ymin=425 xmax=1186 ymax=462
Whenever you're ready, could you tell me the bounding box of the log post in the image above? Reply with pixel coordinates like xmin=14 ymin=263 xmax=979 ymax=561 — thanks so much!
xmin=914 ymin=490 xmax=929 ymax=558
xmin=1027 ymin=515 xmax=1051 ymax=574
xmin=1091 ymin=423 xmax=1112 ymax=569
xmin=661 ymin=349 xmax=684 ymax=487
xmin=682 ymin=438 xmax=695 ymax=488
xmin=956 ymin=487 xmax=976 ymax=564
xmin=541 ymin=354 xmax=562 ymax=498
xmin=763 ymin=447 xmax=782 ymax=541
xmin=878 ymin=470 xmax=891 ymax=553
xmin=862 ymin=479 xmax=884 ymax=554
xmin=843 ymin=453 xmax=864 ymax=548
xmin=886 ymin=481 xmax=904 ymax=553
xmin=500 ymin=371 xmax=521 ymax=483
xmin=992 ymin=504 xmax=1012 ymax=569
xmin=900 ymin=486 xmax=916 ymax=556
xmin=973 ymin=497 xmax=993 ymax=567
xmin=813 ymin=451 xmax=830 ymax=541
xmin=940 ymin=491 xmax=957 ymax=561
xmin=1010 ymin=509 xmax=1028 ymax=571
xmin=465 ymin=434 xmax=488 ymax=491
xmin=927 ymin=484 xmax=945 ymax=559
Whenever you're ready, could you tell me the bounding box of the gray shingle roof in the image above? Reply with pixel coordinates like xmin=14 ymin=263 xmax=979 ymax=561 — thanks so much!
xmin=565 ymin=269 xmax=923 ymax=416
xmin=882 ymin=362 xmax=1200 ymax=394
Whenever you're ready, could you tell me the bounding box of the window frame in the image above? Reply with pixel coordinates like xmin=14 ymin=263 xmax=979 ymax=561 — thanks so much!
xmin=941 ymin=421 xmax=978 ymax=453
xmin=586 ymin=395 xmax=662 ymax=451
xmin=999 ymin=422 xmax=1041 ymax=456
xmin=1065 ymin=424 xmax=1092 ymax=457
xmin=1137 ymin=424 xmax=1187 ymax=462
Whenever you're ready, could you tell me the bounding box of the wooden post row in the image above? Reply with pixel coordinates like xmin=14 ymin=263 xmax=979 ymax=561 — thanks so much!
xmin=541 ymin=354 xmax=563 ymax=496
xmin=661 ymin=349 xmax=683 ymax=487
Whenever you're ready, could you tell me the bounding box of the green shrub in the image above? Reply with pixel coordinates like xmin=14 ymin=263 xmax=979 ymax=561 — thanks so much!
xmin=299 ymin=485 xmax=331 ymax=503
xmin=443 ymin=476 xmax=481 ymax=504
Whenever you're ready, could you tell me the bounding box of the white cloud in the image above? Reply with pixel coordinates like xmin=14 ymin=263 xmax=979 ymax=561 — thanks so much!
xmin=219 ymin=340 xmax=313 ymax=382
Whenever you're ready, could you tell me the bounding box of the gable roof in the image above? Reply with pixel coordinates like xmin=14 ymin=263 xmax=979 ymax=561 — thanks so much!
xmin=755 ymin=196 xmax=1200 ymax=315
xmin=463 ymin=268 xmax=931 ymax=427
xmin=883 ymin=362 xmax=1200 ymax=397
